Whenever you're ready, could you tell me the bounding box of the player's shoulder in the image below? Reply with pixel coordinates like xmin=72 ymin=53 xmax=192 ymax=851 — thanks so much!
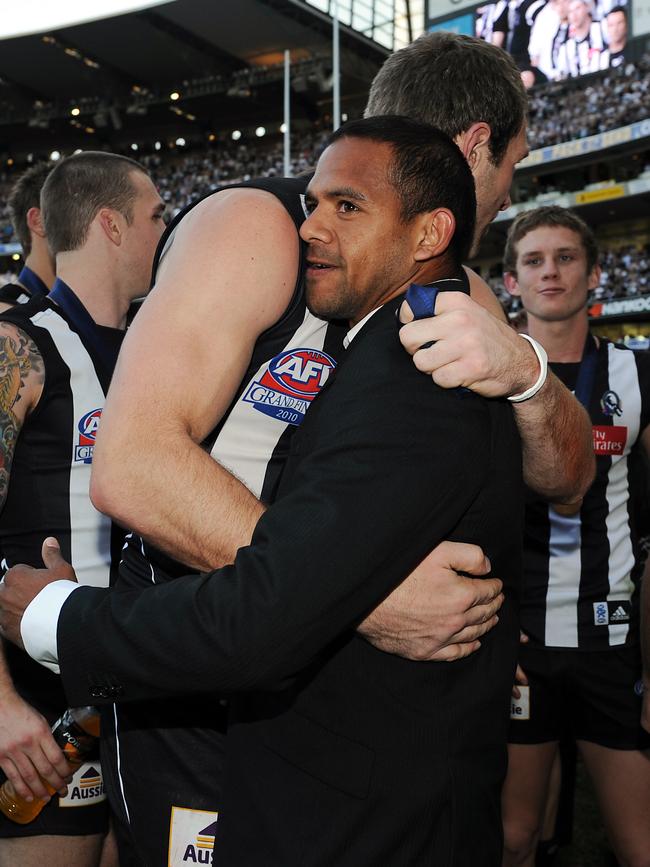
xmin=168 ymin=184 xmax=301 ymax=257
xmin=0 ymin=293 xmax=53 ymax=336
xmin=186 ymin=176 xmax=307 ymax=224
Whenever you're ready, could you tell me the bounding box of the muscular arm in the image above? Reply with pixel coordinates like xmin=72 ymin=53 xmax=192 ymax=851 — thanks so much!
xmin=90 ymin=189 xmax=298 ymax=571
xmin=513 ymin=370 xmax=593 ymax=502
xmin=400 ymin=274 xmax=595 ymax=501
xmin=0 ymin=325 xmax=70 ymax=800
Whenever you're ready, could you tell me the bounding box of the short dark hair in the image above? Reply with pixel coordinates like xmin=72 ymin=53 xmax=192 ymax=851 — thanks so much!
xmin=41 ymin=151 xmax=148 ymax=255
xmin=503 ymin=206 xmax=599 ymax=274
xmin=328 ymin=116 xmax=476 ymax=265
xmin=365 ymin=31 xmax=527 ymax=166
xmin=8 ymin=163 xmax=52 ymax=256
xmin=607 ymin=4 xmax=627 ymax=17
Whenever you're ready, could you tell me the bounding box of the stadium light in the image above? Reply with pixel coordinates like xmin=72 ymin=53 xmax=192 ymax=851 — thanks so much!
xmin=255 ymin=127 xmax=266 ymax=138
xmin=280 ymin=123 xmax=287 ymax=134
xmin=170 ymin=91 xmax=180 ymax=101
xmin=71 ymin=107 xmax=80 ymax=116
xmin=154 ymin=141 xmax=162 ymax=151
xmin=208 ymin=133 xmax=216 ymax=142
xmin=73 ymin=149 xmax=82 ymax=155
xmin=12 ymin=254 xmax=20 ymax=261
xmin=131 ymin=143 xmax=138 ymax=151
xmin=6 ymin=158 xmax=13 ymax=166
xmin=175 ymin=137 xmax=186 ymax=147
xmin=231 ymin=130 xmax=241 ymax=141
xmin=50 ymin=150 xmax=61 ymax=161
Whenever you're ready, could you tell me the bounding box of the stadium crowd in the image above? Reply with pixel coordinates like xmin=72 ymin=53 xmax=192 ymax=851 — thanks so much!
xmin=0 ymin=49 xmax=649 ymax=252
xmin=527 ymin=50 xmax=650 ymax=149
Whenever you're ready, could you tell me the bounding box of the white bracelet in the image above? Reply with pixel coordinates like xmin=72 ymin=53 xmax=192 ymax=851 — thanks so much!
xmin=507 ymin=334 xmax=548 ymax=403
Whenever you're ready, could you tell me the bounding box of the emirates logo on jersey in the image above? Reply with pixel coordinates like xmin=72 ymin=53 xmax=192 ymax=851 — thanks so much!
xmin=74 ymin=408 xmax=103 ymax=464
xmin=242 ymin=348 xmax=336 ymax=426
xmin=592 ymin=425 xmax=627 ymax=456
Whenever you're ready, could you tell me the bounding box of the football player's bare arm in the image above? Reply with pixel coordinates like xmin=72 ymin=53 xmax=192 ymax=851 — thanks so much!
xmin=0 ymin=325 xmax=71 ymax=801
xmin=399 ymin=272 xmax=595 ymax=502
xmin=90 ymin=189 xmax=298 ymax=572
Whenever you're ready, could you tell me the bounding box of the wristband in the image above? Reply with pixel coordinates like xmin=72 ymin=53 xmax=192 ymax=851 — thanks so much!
xmin=507 ymin=334 xmax=548 ymax=403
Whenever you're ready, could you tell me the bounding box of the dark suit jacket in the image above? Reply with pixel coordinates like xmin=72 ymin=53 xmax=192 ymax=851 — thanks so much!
xmin=58 ymin=296 xmax=522 ymax=864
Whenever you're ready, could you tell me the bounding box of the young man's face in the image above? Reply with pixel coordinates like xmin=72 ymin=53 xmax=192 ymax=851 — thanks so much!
xmin=472 ymin=126 xmax=529 ymax=256
xmin=300 ymin=138 xmax=424 ymax=325
xmin=506 ymin=224 xmax=600 ymax=323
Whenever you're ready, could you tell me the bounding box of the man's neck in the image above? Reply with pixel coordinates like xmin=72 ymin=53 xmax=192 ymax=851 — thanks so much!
xmin=56 ymin=263 xmax=129 ymax=330
xmin=23 ymin=251 xmax=55 ymax=292
xmin=348 ymin=262 xmax=457 ymax=327
xmin=527 ymin=312 xmax=590 ymax=362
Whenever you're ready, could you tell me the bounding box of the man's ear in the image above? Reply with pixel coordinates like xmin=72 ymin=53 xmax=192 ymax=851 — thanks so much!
xmin=414 ymin=208 xmax=455 ymax=262
xmin=26 ymin=207 xmax=46 ymax=239
xmin=503 ymin=271 xmax=521 ymax=297
xmin=97 ymin=208 xmax=123 ymax=247
xmin=587 ymin=263 xmax=601 ymax=293
xmin=455 ymin=122 xmax=492 ymax=173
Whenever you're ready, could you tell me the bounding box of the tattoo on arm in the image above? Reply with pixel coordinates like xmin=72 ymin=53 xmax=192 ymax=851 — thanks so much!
xmin=0 ymin=330 xmax=45 ymax=506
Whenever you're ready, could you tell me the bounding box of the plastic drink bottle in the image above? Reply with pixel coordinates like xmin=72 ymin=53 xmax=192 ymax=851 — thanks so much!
xmin=0 ymin=706 xmax=100 ymax=824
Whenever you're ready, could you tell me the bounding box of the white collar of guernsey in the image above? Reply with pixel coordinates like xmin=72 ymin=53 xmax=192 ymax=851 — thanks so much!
xmin=343 ymin=307 xmax=382 ymax=349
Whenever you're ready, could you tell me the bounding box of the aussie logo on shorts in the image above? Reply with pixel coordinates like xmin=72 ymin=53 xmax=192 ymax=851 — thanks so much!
xmin=242 ymin=347 xmax=336 ymax=426
xmin=168 ymin=807 xmax=218 ymax=866
xmin=181 ymin=821 xmax=217 ymax=864
xmin=74 ymin=408 xmax=102 ymax=463
xmin=58 ymin=762 xmax=106 ymax=807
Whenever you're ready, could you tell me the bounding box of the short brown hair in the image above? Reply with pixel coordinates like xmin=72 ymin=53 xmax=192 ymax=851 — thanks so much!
xmin=365 ymin=31 xmax=528 ymax=165
xmin=41 ymin=151 xmax=148 ymax=255
xmin=327 ymin=116 xmax=476 ymax=265
xmin=8 ymin=163 xmax=52 ymax=256
xmin=503 ymin=206 xmax=599 ymax=274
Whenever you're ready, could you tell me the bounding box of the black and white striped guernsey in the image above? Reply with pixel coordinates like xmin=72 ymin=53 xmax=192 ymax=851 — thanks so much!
xmin=521 ymin=339 xmax=650 ymax=650
xmin=119 ymin=175 xmax=346 ymax=588
xmin=0 ymin=295 xmax=123 ymax=707
xmin=0 ymin=266 xmax=49 ymax=307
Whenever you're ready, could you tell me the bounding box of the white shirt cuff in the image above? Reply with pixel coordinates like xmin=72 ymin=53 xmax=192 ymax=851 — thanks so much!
xmin=20 ymin=581 xmax=80 ymax=675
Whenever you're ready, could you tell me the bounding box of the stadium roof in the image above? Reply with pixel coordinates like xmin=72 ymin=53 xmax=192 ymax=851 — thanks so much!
xmin=0 ymin=0 xmax=387 ymax=154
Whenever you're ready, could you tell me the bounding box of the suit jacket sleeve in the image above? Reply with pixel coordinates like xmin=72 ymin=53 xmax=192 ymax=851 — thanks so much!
xmin=58 ymin=309 xmax=496 ymax=705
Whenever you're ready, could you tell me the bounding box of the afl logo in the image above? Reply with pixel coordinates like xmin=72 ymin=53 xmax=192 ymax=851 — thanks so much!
xmin=74 ymin=408 xmax=103 ymax=464
xmin=268 ymin=349 xmax=335 ymax=398
xmin=243 ymin=348 xmax=336 ymax=426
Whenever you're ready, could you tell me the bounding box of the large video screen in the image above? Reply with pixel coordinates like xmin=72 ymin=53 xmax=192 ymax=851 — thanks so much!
xmin=475 ymin=0 xmax=630 ymax=87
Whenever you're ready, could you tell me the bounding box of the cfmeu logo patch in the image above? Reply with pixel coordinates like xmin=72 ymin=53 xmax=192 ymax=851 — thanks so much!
xmin=59 ymin=761 xmax=106 ymax=807
xmin=74 ymin=408 xmax=102 ymax=464
xmin=243 ymin=348 xmax=336 ymax=426
xmin=168 ymin=807 xmax=218 ymax=866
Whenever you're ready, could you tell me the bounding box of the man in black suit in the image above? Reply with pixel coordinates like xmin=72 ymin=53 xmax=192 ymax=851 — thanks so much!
xmin=1 ymin=117 xmax=523 ymax=864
